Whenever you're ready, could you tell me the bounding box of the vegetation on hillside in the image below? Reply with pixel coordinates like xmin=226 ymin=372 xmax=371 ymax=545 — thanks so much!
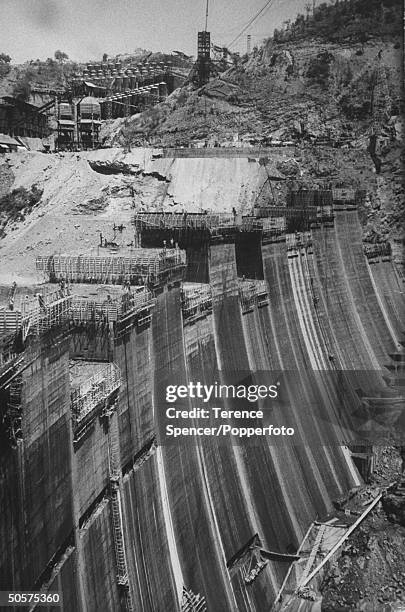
xmin=272 ymin=0 xmax=402 ymax=44
xmin=0 ymin=185 xmax=43 ymax=236
xmin=0 ymin=53 xmax=11 ymax=78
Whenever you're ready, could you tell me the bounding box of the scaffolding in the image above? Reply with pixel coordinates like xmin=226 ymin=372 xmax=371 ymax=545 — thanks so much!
xmin=36 ymin=250 xmax=186 ymax=286
xmin=135 ymin=212 xmax=289 ymax=244
xmin=70 ymin=362 xmax=121 ymax=424
xmin=0 ymin=309 xmax=22 ymax=337
xmin=364 ymin=242 xmax=391 ymax=261
xmin=70 ymin=287 xmax=153 ymax=325
xmin=134 ymin=212 xmax=237 ymax=231
xmin=286 ymin=232 xmax=313 ymax=251
xmin=181 ymin=587 xmax=207 ymax=612
xmin=105 ymin=407 xmax=133 ymax=609
xmin=258 ymin=217 xmax=286 ymax=232
xmin=20 ymin=290 xmax=72 ymax=338
xmin=0 ymin=333 xmax=22 ymax=380
xmin=2 ymin=373 xmax=23 ymax=447
xmin=181 ymin=284 xmax=212 ymax=322
xmin=1 ymin=288 xmax=71 ymax=342
xmin=332 ymin=189 xmax=366 ymax=209
xmin=238 ymin=280 xmax=269 ymax=314
xmin=287 ymin=190 xmax=334 ymax=209
xmin=254 ymin=204 xmax=333 ymax=224
xmin=2 ymin=285 xmax=154 ymax=351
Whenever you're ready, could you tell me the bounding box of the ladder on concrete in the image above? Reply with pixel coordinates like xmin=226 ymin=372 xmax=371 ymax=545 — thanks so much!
xmin=298 ymin=523 xmax=326 ymax=588
xmin=109 ymin=411 xmax=121 ymax=481
xmin=108 ymin=413 xmax=134 ymax=611
xmin=6 ymin=374 xmax=23 ymax=445
xmin=110 ymin=487 xmax=128 ymax=585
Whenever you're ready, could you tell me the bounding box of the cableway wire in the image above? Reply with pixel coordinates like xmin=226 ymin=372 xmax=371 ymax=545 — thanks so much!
xmin=227 ymin=0 xmax=277 ymax=49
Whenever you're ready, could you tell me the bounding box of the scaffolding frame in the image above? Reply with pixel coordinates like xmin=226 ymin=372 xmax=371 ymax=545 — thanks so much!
xmin=134 ymin=212 xmax=237 ymax=231
xmin=364 ymin=242 xmax=391 ymax=261
xmin=286 ymin=232 xmax=313 ymax=251
xmin=1 ymin=289 xmax=72 ymax=342
xmin=135 ymin=212 xmax=289 ymax=243
xmin=71 ymin=362 xmax=121 ymax=424
xmin=36 ymin=250 xmax=186 ymax=286
xmin=1 ymin=285 xmax=155 ymax=354
xmin=21 ymin=292 xmax=72 ymax=338
xmin=70 ymin=287 xmax=153 ymax=325
xmin=181 ymin=586 xmax=207 ymax=612
xmin=0 ymin=309 xmax=22 ymax=337
xmin=238 ymin=280 xmax=269 ymax=313
xmin=2 ymin=373 xmax=23 ymax=447
xmin=181 ymin=285 xmax=213 ymax=322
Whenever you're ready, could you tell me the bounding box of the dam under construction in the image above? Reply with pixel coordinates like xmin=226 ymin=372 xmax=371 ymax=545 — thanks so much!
xmin=0 ymin=154 xmax=404 ymax=611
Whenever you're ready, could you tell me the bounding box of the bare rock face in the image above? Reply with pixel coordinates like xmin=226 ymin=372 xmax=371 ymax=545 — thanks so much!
xmin=383 ymin=479 xmax=405 ymax=526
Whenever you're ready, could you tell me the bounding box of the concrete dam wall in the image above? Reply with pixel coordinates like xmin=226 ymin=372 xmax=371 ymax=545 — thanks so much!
xmin=0 ymin=203 xmax=403 ymax=611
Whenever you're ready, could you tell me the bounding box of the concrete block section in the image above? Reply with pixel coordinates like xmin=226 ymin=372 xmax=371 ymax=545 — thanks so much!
xmin=80 ymin=498 xmax=121 ymax=612
xmin=121 ymin=457 xmax=181 ymax=611
xmin=208 ymin=243 xmax=239 ymax=299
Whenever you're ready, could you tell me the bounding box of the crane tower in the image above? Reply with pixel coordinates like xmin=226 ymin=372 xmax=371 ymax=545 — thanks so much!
xmin=197 ymin=1 xmax=211 ymax=87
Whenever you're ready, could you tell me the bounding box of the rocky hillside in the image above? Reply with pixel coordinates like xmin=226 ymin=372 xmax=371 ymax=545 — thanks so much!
xmin=106 ymin=0 xmax=403 ymax=248
xmin=112 ymin=0 xmax=402 ymax=146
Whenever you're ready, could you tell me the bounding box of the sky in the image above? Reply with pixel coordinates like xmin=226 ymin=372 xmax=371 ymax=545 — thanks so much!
xmin=2 ymin=0 xmax=327 ymax=63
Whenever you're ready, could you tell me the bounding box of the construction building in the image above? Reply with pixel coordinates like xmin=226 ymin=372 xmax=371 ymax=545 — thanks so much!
xmin=0 ymin=96 xmax=49 ymax=138
xmin=53 ymin=61 xmax=176 ymax=150
xmin=197 ymin=30 xmax=211 ymax=87
xmin=0 ymin=133 xmax=22 ymax=153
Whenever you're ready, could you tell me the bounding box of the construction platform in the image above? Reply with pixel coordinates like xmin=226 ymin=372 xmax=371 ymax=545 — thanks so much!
xmin=238 ymin=279 xmax=269 ymax=313
xmin=70 ymin=360 xmax=121 ymax=431
xmin=364 ymin=242 xmax=392 ymax=262
xmin=134 ymin=211 xmax=286 ymax=239
xmin=0 ymin=286 xmax=72 ymax=342
xmin=286 ymin=232 xmax=314 ymax=257
xmin=36 ymin=248 xmax=186 ymax=287
xmin=181 ymin=283 xmax=213 ymax=323
xmin=0 ymin=284 xmax=155 ymax=358
xmin=254 ymin=205 xmax=334 ymax=231
xmin=70 ymin=284 xmax=154 ymax=335
xmin=180 ymin=279 xmax=269 ymax=322
xmin=134 ymin=212 xmax=243 ymax=245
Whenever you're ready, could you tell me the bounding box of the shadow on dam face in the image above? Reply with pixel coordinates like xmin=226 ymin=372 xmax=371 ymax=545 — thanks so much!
xmin=139 ymin=224 xmax=264 ymax=282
